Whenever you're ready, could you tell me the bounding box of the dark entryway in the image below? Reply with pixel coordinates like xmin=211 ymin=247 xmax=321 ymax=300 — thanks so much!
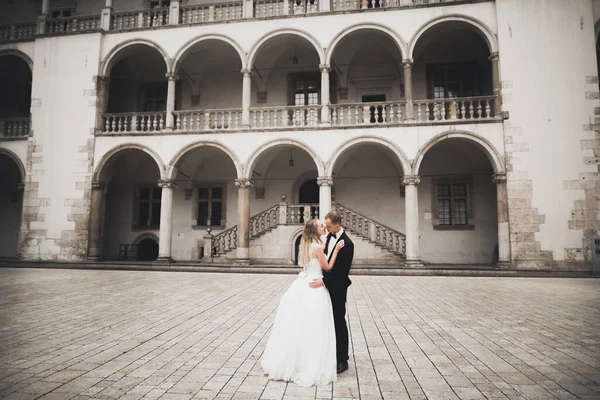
xmin=294 ymin=235 xmax=302 ymax=265
xmin=299 ymin=179 xmax=319 ymax=203
xmin=137 ymin=238 xmax=159 ymax=261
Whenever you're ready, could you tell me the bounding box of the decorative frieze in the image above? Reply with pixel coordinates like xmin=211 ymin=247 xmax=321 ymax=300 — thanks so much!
xmin=235 ymin=178 xmax=253 ymax=188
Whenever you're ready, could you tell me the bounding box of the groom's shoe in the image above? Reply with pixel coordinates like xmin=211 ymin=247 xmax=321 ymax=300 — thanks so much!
xmin=337 ymin=362 xmax=349 ymax=374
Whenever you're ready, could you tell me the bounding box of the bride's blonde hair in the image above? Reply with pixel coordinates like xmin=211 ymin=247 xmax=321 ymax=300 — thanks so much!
xmin=298 ymin=219 xmax=323 ymax=266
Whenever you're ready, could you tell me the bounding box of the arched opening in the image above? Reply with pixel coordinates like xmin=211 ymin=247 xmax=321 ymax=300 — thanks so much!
xmin=170 ymin=145 xmax=239 ymax=260
xmin=417 ymin=138 xmax=498 ymax=264
xmin=0 ymin=153 xmax=24 ymax=258
xmin=104 ymin=44 xmax=169 ymax=133
xmin=328 ymin=29 xmax=404 ymax=125
xmin=412 ymin=21 xmax=494 ymax=119
xmin=249 ymin=143 xmax=322 ymax=222
xmin=137 ymin=238 xmax=159 ymax=261
xmin=0 ymin=54 xmax=32 ymax=138
xmin=97 ymin=148 xmax=163 ymax=261
xmin=174 ymin=38 xmax=244 ymax=130
xmin=250 ymin=33 xmax=323 ymax=126
xmin=299 ymin=179 xmax=319 ymax=203
xmin=294 ymin=235 xmax=302 ymax=265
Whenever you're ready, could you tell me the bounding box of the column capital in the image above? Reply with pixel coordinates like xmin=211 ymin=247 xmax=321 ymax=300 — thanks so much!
xmin=402 ymin=175 xmax=420 ymax=186
xmin=165 ymin=72 xmax=179 ymax=81
xmin=489 ymin=52 xmax=499 ymax=62
xmin=92 ymin=181 xmax=107 ymax=190
xmin=235 ymin=178 xmax=254 ymax=188
xmin=241 ymin=68 xmax=253 ymax=77
xmin=319 ymin=64 xmax=331 ymax=73
xmin=402 ymin=59 xmax=414 ymax=68
xmin=158 ymin=179 xmax=177 ymax=189
xmin=317 ymin=176 xmax=334 ymax=187
xmin=492 ymin=173 xmax=507 ymax=184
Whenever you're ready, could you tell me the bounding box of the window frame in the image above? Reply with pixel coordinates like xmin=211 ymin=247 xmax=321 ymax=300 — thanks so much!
xmin=290 ymin=73 xmax=321 ymax=106
xmin=193 ymin=183 xmax=227 ymax=229
xmin=132 ymin=184 xmax=162 ymax=230
xmin=431 ymin=176 xmax=474 ymax=230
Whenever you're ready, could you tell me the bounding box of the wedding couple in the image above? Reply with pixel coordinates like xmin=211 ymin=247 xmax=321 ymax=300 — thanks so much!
xmin=261 ymin=210 xmax=354 ymax=387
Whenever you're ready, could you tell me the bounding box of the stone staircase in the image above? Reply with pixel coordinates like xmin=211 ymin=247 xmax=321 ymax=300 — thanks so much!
xmin=207 ymin=202 xmax=405 ymax=265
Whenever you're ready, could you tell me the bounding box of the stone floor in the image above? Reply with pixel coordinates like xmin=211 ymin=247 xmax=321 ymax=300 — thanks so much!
xmin=0 ymin=268 xmax=599 ymax=400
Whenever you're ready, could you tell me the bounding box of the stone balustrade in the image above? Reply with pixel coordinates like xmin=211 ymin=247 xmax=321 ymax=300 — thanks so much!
xmin=46 ymin=15 xmax=101 ymax=33
xmin=103 ymin=112 xmax=167 ymax=133
xmin=254 ymin=0 xmax=287 ymax=17
xmin=413 ymin=96 xmax=495 ymax=123
xmin=330 ymin=101 xmax=405 ymax=126
xmin=250 ymin=106 xmax=321 ymax=129
xmin=111 ymin=8 xmax=169 ymax=30
xmin=0 ymin=118 xmax=30 ymax=139
xmin=174 ymin=109 xmax=243 ymax=132
xmin=0 ymin=22 xmax=36 ymax=42
xmin=286 ymin=204 xmax=320 ymax=224
xmin=180 ymin=3 xmax=243 ymax=24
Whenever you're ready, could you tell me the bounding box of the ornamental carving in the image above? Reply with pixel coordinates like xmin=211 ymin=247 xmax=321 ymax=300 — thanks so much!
xmin=492 ymin=173 xmax=507 ymax=184
xmin=235 ymin=178 xmax=254 ymax=188
xmin=402 ymin=175 xmax=420 ymax=186
xmin=317 ymin=177 xmax=334 ymax=187
xmin=158 ymin=179 xmax=177 ymax=189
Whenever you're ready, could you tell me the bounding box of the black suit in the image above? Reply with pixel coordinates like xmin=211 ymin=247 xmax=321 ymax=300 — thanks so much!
xmin=323 ymin=230 xmax=354 ymax=364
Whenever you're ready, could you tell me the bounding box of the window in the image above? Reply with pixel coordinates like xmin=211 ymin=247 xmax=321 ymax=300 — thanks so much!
xmin=427 ymin=62 xmax=482 ymax=99
xmin=197 ymin=186 xmax=225 ymax=227
xmin=141 ymin=83 xmax=167 ymax=112
xmin=149 ymin=0 xmax=171 ymax=7
xmin=135 ymin=186 xmax=162 ymax=228
xmin=50 ymin=7 xmax=75 ymax=18
xmin=294 ymin=77 xmax=319 ymax=106
xmin=433 ymin=179 xmax=472 ymax=229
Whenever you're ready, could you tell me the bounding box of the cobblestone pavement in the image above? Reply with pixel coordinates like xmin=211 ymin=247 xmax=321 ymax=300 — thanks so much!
xmin=0 ymin=268 xmax=599 ymax=400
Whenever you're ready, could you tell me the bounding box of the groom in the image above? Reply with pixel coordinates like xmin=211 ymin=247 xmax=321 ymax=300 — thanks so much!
xmin=310 ymin=210 xmax=354 ymax=374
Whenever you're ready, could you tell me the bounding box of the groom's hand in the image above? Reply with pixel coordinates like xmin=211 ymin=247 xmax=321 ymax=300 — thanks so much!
xmin=309 ymin=278 xmax=324 ymax=288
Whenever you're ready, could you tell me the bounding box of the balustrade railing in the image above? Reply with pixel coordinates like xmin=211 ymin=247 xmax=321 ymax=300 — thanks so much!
xmin=212 ymin=226 xmax=238 ymax=255
xmin=414 ymin=96 xmax=495 ymax=123
xmin=0 ymin=118 xmax=30 ymax=139
xmin=287 ymin=204 xmax=319 ymax=224
xmin=111 ymin=8 xmax=169 ymax=30
xmin=0 ymin=22 xmax=36 ymax=42
xmin=103 ymin=112 xmax=167 ymax=133
xmin=330 ymin=102 xmax=405 ymax=126
xmin=47 ymin=15 xmax=101 ymax=33
xmin=335 ymin=203 xmax=406 ymax=257
xmin=290 ymin=0 xmax=319 ymax=14
xmin=332 ymin=0 xmax=461 ymax=10
xmin=249 ymin=205 xmax=280 ymax=238
xmin=180 ymin=2 xmax=243 ymax=23
xmin=174 ymin=109 xmax=242 ymax=131
xmin=254 ymin=0 xmax=287 ymax=16
xmin=250 ymin=106 xmax=320 ymax=129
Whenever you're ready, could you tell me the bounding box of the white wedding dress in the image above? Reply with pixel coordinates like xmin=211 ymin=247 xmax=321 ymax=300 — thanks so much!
xmin=261 ymin=242 xmax=337 ymax=387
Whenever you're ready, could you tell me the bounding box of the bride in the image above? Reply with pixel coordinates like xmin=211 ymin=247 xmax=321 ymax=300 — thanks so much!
xmin=261 ymin=218 xmax=345 ymax=387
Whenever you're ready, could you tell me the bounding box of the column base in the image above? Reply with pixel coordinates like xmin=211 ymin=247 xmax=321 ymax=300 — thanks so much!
xmin=496 ymin=260 xmax=512 ymax=268
xmin=234 ymin=258 xmax=252 ymax=266
xmin=404 ymin=258 xmax=423 ymax=268
xmin=155 ymin=257 xmax=175 ymax=264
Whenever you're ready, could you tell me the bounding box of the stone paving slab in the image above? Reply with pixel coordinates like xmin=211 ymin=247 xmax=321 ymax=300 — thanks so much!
xmin=0 ymin=268 xmax=599 ymax=400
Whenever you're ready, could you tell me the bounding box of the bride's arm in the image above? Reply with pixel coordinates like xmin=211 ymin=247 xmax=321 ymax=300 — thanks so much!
xmin=315 ymin=241 xmax=344 ymax=271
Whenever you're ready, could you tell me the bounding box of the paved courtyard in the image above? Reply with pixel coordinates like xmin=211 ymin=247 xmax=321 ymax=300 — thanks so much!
xmin=0 ymin=268 xmax=599 ymax=400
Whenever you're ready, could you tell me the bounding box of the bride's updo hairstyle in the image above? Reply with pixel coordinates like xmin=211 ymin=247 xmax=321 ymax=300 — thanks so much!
xmin=298 ymin=219 xmax=323 ymax=266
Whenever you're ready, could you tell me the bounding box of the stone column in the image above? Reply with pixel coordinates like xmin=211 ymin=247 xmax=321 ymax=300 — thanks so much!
xmin=38 ymin=0 xmax=50 ymax=34
xmin=235 ymin=178 xmax=253 ymax=264
xmin=320 ymin=64 xmax=331 ymax=126
xmin=403 ymin=175 xmax=422 ymax=266
xmin=95 ymin=76 xmax=110 ymax=132
xmin=101 ymin=0 xmax=113 ymax=30
xmin=493 ymin=173 xmax=511 ymax=267
xmin=165 ymin=73 xmax=178 ymax=130
xmin=157 ymin=179 xmax=176 ymax=262
xmin=490 ymin=52 xmax=502 ymax=117
xmin=402 ymin=59 xmax=414 ymax=121
xmin=88 ymin=181 xmax=106 ymax=260
xmin=241 ymin=69 xmax=252 ymax=128
xmin=317 ymin=177 xmax=333 ymax=218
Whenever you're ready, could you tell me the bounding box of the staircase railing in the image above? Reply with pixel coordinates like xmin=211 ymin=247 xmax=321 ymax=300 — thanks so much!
xmin=212 ymin=205 xmax=280 ymax=255
xmin=250 ymin=205 xmax=279 ymax=238
xmin=335 ymin=203 xmax=406 ymax=257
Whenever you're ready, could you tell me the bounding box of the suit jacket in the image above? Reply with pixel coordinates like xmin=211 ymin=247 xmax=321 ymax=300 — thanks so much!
xmin=322 ymin=231 xmax=354 ymax=292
